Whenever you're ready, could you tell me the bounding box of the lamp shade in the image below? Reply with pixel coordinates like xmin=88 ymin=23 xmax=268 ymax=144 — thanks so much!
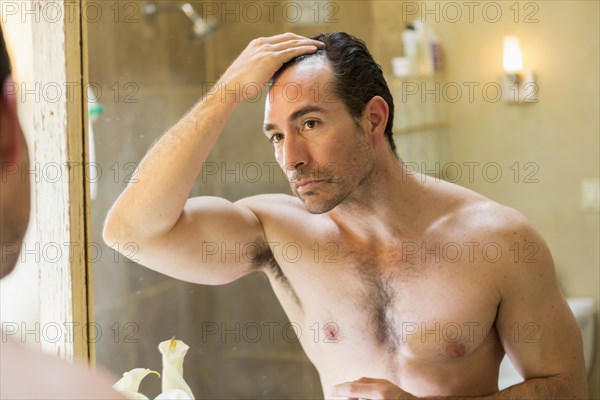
xmin=503 ymin=36 xmax=523 ymax=73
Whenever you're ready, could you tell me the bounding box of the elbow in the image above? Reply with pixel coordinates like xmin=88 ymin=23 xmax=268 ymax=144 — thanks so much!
xmin=102 ymin=210 xmax=129 ymax=248
xmin=102 ymin=211 xmax=152 ymax=264
xmin=102 ymin=215 xmax=119 ymax=248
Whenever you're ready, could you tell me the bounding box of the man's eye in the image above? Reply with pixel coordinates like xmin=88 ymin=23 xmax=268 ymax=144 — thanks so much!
xmin=270 ymin=133 xmax=284 ymax=143
xmin=303 ymin=120 xmax=318 ymax=130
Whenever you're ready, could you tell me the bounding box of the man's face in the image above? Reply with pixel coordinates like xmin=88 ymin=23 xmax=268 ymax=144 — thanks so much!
xmin=0 ymin=75 xmax=30 ymax=278
xmin=264 ymin=57 xmax=375 ymax=214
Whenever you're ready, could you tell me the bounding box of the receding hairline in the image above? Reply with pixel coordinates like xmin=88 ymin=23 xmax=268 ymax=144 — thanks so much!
xmin=270 ymin=48 xmax=328 ymax=85
xmin=266 ymin=54 xmax=336 ymax=105
xmin=265 ymin=53 xmax=367 ymax=132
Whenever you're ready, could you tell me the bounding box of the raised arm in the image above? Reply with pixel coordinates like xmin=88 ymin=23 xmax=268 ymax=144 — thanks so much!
xmin=103 ymin=33 xmax=324 ymax=284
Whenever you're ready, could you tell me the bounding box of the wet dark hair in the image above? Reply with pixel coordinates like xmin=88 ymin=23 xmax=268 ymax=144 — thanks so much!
xmin=0 ymin=25 xmax=11 ymax=96
xmin=271 ymin=32 xmax=397 ymax=157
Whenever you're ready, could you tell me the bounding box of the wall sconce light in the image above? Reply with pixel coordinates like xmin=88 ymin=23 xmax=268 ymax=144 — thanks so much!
xmin=500 ymin=36 xmax=537 ymax=103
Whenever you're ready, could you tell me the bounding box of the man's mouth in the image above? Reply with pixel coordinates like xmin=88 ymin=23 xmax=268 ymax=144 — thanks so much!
xmin=294 ymin=179 xmax=327 ymax=192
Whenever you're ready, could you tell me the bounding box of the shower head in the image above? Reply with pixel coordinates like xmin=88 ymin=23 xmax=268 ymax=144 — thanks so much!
xmin=181 ymin=3 xmax=218 ymax=41
xmin=142 ymin=1 xmax=218 ymax=42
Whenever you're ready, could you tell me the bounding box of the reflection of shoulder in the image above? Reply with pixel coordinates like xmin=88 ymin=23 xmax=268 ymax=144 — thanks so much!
xmin=1 ymin=336 xmax=123 ymax=399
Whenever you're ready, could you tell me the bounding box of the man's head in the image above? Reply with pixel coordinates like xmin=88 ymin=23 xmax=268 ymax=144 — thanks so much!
xmin=264 ymin=32 xmax=397 ymax=214
xmin=0 ymin=25 xmax=30 ymax=278
xmin=271 ymin=32 xmax=396 ymax=156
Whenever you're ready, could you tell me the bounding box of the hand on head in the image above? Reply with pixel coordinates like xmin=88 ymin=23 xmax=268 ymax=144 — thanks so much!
xmin=218 ymin=32 xmax=325 ymax=101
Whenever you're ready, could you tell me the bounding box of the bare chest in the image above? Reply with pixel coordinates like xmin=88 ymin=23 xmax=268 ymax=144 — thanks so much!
xmin=264 ymin=239 xmax=502 ymax=365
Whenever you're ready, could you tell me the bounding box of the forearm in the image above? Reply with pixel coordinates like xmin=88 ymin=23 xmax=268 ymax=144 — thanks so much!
xmin=103 ymin=82 xmax=239 ymax=242
xmin=439 ymin=376 xmax=585 ymax=400
xmin=332 ymin=373 xmax=586 ymax=400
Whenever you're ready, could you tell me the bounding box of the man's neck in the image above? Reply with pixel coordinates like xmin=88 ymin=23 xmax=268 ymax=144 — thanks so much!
xmin=328 ymin=156 xmax=430 ymax=242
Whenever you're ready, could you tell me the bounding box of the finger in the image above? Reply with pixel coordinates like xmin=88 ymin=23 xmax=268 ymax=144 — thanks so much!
xmin=268 ymin=38 xmax=324 ymax=53
xmin=331 ymin=382 xmax=382 ymax=399
xmin=356 ymin=377 xmax=392 ymax=384
xmin=264 ymin=32 xmax=322 ymax=43
xmin=257 ymin=33 xmax=324 ymax=49
xmin=273 ymin=45 xmax=321 ymax=64
xmin=258 ymin=46 xmax=317 ymax=69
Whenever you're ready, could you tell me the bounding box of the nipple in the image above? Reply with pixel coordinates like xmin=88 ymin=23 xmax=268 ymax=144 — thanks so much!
xmin=444 ymin=342 xmax=465 ymax=357
xmin=324 ymin=323 xmax=338 ymax=341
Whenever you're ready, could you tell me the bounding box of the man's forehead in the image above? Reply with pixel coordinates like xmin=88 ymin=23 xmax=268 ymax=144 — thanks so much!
xmin=276 ymin=55 xmax=331 ymax=83
xmin=265 ymin=57 xmax=335 ymax=120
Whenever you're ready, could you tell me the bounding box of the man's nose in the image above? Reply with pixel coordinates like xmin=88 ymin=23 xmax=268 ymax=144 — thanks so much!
xmin=280 ymin=134 xmax=309 ymax=175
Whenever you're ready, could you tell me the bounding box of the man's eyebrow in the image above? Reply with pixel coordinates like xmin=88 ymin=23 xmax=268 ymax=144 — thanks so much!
xmin=263 ymin=105 xmax=328 ymax=133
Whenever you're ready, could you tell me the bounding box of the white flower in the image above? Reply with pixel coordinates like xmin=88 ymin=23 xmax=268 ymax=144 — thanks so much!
xmin=113 ymin=368 xmax=159 ymax=400
xmin=157 ymin=339 xmax=194 ymax=399
xmin=113 ymin=339 xmax=194 ymax=400
xmin=154 ymin=389 xmax=193 ymax=399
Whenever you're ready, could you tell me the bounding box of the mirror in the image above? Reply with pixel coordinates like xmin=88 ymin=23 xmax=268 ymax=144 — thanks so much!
xmin=87 ymin=1 xmax=599 ymax=398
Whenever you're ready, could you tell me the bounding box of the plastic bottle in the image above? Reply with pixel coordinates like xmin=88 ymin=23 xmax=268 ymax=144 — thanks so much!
xmin=412 ymin=21 xmax=432 ymax=76
xmin=430 ymin=29 xmax=442 ymax=73
xmin=402 ymin=23 xmax=418 ymax=60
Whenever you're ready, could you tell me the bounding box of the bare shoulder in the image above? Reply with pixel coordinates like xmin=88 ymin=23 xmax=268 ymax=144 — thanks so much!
xmin=235 ymin=193 xmax=323 ymax=244
xmin=442 ymin=186 xmax=554 ymax=273
xmin=235 ymin=193 xmax=309 ymax=221
xmin=462 ymin=200 xmax=544 ymax=247
xmin=433 ymin=179 xmax=536 ymax=237
xmin=455 ymin=196 xmax=534 ymax=237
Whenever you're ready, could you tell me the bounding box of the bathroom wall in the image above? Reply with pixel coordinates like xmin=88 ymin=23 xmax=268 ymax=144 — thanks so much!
xmin=370 ymin=0 xmax=599 ymax=395
xmin=88 ymin=1 xmax=371 ymax=398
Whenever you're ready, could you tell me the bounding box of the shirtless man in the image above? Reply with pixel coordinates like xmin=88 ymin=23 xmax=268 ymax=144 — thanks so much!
xmin=103 ymin=32 xmax=588 ymax=398
xmin=0 ymin=24 xmax=122 ymax=399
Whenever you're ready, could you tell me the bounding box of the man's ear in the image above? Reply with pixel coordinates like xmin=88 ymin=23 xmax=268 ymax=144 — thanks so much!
xmin=362 ymin=96 xmax=389 ymax=146
xmin=0 ymin=75 xmax=19 ymax=164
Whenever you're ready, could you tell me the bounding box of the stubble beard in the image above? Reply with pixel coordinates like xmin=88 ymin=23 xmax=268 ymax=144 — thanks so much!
xmin=292 ymin=131 xmax=376 ymax=215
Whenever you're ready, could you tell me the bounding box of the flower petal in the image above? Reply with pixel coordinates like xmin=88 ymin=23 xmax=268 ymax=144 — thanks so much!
xmin=119 ymin=391 xmax=151 ymax=400
xmin=158 ymin=339 xmax=194 ymax=398
xmin=155 ymin=389 xmax=194 ymax=400
xmin=113 ymin=367 xmax=159 ymax=399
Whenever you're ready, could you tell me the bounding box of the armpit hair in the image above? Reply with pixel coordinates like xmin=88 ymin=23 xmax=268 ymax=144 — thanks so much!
xmin=250 ymin=243 xmax=302 ymax=307
xmin=250 ymin=243 xmax=283 ymax=277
